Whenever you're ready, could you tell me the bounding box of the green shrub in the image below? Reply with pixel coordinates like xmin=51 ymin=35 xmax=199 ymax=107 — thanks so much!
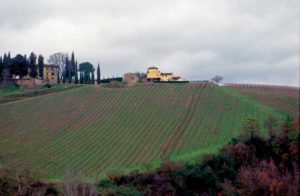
xmin=44 ymin=83 xmax=51 ymax=88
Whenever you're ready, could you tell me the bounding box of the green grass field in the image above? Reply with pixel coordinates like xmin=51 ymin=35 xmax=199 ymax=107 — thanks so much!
xmin=0 ymin=83 xmax=296 ymax=180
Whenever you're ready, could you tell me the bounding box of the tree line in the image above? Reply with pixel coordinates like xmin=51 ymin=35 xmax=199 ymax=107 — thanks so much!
xmin=0 ymin=51 xmax=102 ymax=85
xmin=0 ymin=52 xmax=45 ymax=81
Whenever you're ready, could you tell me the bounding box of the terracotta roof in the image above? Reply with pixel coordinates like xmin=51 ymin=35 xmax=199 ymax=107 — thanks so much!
xmin=148 ymin=66 xmax=159 ymax=69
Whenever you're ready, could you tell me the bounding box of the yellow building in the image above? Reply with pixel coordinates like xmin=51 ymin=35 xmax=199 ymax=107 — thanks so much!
xmin=146 ymin=66 xmax=185 ymax=82
xmin=147 ymin=67 xmax=161 ymax=81
xmin=160 ymin=73 xmax=174 ymax=81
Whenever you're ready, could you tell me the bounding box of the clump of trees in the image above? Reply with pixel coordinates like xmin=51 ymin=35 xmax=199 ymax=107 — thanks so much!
xmin=0 ymin=51 xmax=120 ymax=86
xmin=79 ymin=62 xmax=95 ymax=84
xmin=0 ymin=52 xmax=45 ymax=82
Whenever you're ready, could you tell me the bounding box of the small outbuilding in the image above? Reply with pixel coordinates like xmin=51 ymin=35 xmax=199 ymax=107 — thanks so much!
xmin=124 ymin=73 xmax=139 ymax=85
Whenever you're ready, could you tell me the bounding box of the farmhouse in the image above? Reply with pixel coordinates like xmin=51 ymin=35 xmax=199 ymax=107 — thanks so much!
xmin=43 ymin=64 xmax=59 ymax=84
xmin=146 ymin=66 xmax=184 ymax=82
xmin=11 ymin=64 xmax=59 ymax=87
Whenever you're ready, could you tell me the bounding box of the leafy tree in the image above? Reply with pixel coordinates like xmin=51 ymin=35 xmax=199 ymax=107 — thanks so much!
xmin=2 ymin=53 xmax=10 ymax=81
xmin=29 ymin=52 xmax=37 ymax=78
xmin=211 ymin=75 xmax=223 ymax=85
xmin=97 ymin=63 xmax=101 ymax=84
xmin=243 ymin=117 xmax=260 ymax=139
xmin=265 ymin=116 xmax=278 ymax=141
xmin=79 ymin=62 xmax=94 ymax=84
xmin=10 ymin=54 xmax=28 ymax=78
xmin=48 ymin=52 xmax=68 ymax=78
xmin=277 ymin=116 xmax=295 ymax=149
xmin=38 ymin=55 xmax=44 ymax=79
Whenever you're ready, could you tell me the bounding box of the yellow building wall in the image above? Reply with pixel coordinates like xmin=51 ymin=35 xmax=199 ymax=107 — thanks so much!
xmin=147 ymin=68 xmax=161 ymax=79
xmin=160 ymin=74 xmax=173 ymax=81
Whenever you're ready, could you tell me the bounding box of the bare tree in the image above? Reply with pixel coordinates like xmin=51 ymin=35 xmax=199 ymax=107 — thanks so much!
xmin=211 ymin=75 xmax=223 ymax=85
xmin=60 ymin=167 xmax=98 ymax=196
xmin=48 ymin=52 xmax=69 ymax=77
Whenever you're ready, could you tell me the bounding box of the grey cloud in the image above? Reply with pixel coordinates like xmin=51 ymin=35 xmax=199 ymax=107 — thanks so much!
xmin=0 ymin=0 xmax=298 ymax=86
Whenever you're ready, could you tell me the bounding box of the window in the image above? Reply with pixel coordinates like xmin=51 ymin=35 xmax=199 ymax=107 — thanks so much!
xmin=52 ymin=72 xmax=54 ymax=76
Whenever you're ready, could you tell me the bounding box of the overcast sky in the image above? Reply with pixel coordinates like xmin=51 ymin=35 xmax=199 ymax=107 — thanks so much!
xmin=0 ymin=0 xmax=299 ymax=86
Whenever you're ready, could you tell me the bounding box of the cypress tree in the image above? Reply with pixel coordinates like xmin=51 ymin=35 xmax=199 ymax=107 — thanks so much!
xmin=80 ymin=72 xmax=83 ymax=84
xmin=71 ymin=51 xmax=75 ymax=77
xmin=65 ymin=57 xmax=69 ymax=81
xmin=97 ymin=63 xmax=101 ymax=84
xmin=62 ymin=72 xmax=66 ymax=84
xmin=74 ymin=61 xmax=78 ymax=84
xmin=68 ymin=69 xmax=72 ymax=84
xmin=29 ymin=52 xmax=37 ymax=78
xmin=92 ymin=71 xmax=95 ymax=84
xmin=38 ymin=55 xmax=44 ymax=79
xmin=0 ymin=56 xmax=3 ymax=80
xmin=2 ymin=53 xmax=10 ymax=81
xmin=57 ymin=71 xmax=60 ymax=83
xmin=10 ymin=54 xmax=28 ymax=78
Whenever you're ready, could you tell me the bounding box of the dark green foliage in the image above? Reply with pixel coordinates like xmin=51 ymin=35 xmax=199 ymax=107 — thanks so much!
xmin=57 ymin=71 xmax=60 ymax=83
xmin=62 ymin=72 xmax=66 ymax=84
xmin=65 ymin=57 xmax=71 ymax=83
xmin=243 ymin=117 xmax=260 ymax=139
xmin=0 ymin=56 xmax=3 ymax=80
xmin=44 ymin=83 xmax=51 ymax=88
xmin=91 ymin=71 xmax=95 ymax=84
xmin=80 ymin=72 xmax=83 ymax=84
xmin=65 ymin=57 xmax=72 ymax=84
xmin=97 ymin=63 xmax=100 ymax=84
xmin=100 ymin=77 xmax=123 ymax=83
xmin=38 ymin=55 xmax=44 ymax=79
xmin=10 ymin=54 xmax=28 ymax=78
xmin=79 ymin=62 xmax=94 ymax=84
xmin=29 ymin=52 xmax=37 ymax=78
xmin=74 ymin=61 xmax=78 ymax=84
xmin=70 ymin=51 xmax=76 ymax=77
xmin=2 ymin=53 xmax=10 ymax=81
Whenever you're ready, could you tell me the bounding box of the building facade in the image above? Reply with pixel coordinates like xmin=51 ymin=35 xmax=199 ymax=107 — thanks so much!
xmin=146 ymin=67 xmax=161 ymax=81
xmin=43 ymin=64 xmax=59 ymax=84
xmin=146 ymin=67 xmax=184 ymax=82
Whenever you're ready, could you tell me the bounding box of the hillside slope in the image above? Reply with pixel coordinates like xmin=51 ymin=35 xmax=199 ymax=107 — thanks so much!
xmin=0 ymin=84 xmax=287 ymax=179
xmin=228 ymin=84 xmax=299 ymax=117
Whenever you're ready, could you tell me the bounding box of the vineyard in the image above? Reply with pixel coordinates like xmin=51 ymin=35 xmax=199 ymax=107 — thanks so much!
xmin=0 ymin=83 xmax=294 ymax=180
xmin=228 ymin=84 xmax=299 ymax=117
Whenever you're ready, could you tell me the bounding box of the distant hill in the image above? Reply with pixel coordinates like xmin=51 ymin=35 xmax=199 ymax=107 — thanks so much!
xmin=0 ymin=83 xmax=298 ymax=180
